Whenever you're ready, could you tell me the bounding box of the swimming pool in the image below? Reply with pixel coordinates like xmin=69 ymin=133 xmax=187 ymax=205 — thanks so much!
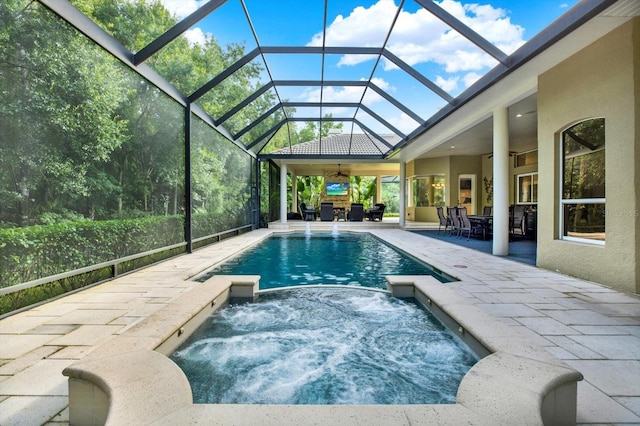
xmin=170 ymin=287 xmax=478 ymax=405
xmin=197 ymin=232 xmax=455 ymax=288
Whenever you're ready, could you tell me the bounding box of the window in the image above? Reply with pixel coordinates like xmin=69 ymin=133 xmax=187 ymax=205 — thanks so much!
xmin=515 ymin=150 xmax=538 ymax=167
xmin=517 ymin=173 xmax=538 ymax=204
xmin=412 ymin=175 xmax=445 ymax=207
xmin=560 ymin=118 xmax=605 ymax=243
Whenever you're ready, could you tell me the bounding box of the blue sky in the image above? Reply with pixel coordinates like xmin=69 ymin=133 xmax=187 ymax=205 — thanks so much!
xmin=160 ymin=0 xmax=579 ymax=135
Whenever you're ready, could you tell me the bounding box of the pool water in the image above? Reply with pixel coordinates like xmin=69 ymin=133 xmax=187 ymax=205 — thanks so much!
xmin=197 ymin=232 xmax=454 ymax=289
xmin=170 ymin=288 xmax=478 ymax=405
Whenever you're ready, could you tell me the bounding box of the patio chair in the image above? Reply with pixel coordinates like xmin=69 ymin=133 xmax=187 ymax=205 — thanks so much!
xmin=457 ymin=206 xmax=477 ymax=240
xmin=320 ymin=202 xmax=334 ymax=221
xmin=510 ymin=204 xmax=526 ymax=238
xmin=366 ymin=203 xmax=386 ymax=221
xmin=348 ymin=203 xmax=364 ymax=221
xmin=447 ymin=206 xmax=461 ymax=236
xmin=300 ymin=203 xmax=316 ymax=221
xmin=436 ymin=206 xmax=450 ymax=234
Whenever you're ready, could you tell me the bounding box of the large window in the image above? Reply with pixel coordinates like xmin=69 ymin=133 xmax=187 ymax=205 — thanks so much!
xmin=561 ymin=118 xmax=605 ymax=243
xmin=412 ymin=175 xmax=446 ymax=207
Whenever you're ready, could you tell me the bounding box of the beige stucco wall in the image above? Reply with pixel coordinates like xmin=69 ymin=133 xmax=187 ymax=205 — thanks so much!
xmin=406 ymin=156 xmax=481 ymax=221
xmin=407 ymin=157 xmax=449 ymax=222
xmin=537 ymin=18 xmax=639 ymax=294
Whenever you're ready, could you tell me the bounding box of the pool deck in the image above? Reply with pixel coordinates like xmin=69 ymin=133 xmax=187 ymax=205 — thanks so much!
xmin=0 ymin=225 xmax=639 ymax=425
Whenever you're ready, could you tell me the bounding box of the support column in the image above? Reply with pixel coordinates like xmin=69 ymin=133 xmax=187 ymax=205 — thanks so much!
xmin=280 ymin=163 xmax=288 ymax=224
xmin=492 ymin=107 xmax=509 ymax=256
xmin=376 ymin=173 xmax=382 ymax=204
xmin=291 ymin=172 xmax=298 ymax=214
xmin=399 ymin=163 xmax=406 ymax=227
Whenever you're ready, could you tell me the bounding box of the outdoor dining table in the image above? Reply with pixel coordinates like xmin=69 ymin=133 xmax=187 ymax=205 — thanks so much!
xmin=468 ymin=215 xmax=493 ymax=240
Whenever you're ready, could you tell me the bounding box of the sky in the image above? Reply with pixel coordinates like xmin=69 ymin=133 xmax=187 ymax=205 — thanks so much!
xmin=157 ymin=0 xmax=579 ymax=136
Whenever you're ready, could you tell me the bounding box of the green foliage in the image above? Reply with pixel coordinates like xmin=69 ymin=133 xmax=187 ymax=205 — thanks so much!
xmin=0 ymin=244 xmax=188 ymax=316
xmin=350 ymin=176 xmax=377 ymax=206
xmin=0 ymin=216 xmax=185 ymax=289
xmin=296 ymin=176 xmax=324 ymax=210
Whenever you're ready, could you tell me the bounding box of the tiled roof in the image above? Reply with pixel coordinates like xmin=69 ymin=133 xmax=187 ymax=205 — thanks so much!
xmin=272 ymin=133 xmax=400 ymax=156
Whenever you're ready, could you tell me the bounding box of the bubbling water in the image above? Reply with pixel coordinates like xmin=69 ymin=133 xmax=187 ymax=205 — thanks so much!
xmin=170 ymin=288 xmax=478 ymax=405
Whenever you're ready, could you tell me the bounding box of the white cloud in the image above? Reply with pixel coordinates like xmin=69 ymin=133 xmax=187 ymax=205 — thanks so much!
xmin=158 ymin=0 xmax=206 ymax=19
xmin=435 ymin=75 xmax=458 ymax=92
xmin=308 ymin=0 xmax=525 ymax=88
xmin=184 ymin=27 xmax=210 ymax=47
xmin=463 ymin=72 xmax=482 ymax=88
xmin=157 ymin=1 xmax=213 ymax=46
xmin=298 ymin=77 xmax=393 ymax=106
xmin=307 ymin=0 xmax=398 ymax=49
xmin=387 ymin=112 xmax=421 ymax=133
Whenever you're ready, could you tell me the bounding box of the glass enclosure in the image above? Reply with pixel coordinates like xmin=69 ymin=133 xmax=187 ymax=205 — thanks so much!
xmin=0 ymin=1 xmax=255 ymax=306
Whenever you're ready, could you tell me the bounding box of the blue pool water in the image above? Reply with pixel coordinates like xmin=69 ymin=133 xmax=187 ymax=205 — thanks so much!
xmin=197 ymin=232 xmax=454 ymax=289
xmin=170 ymin=288 xmax=478 ymax=405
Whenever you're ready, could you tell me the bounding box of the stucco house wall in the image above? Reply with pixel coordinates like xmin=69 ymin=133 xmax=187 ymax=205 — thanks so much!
xmin=537 ymin=18 xmax=639 ymax=294
xmin=407 ymin=157 xmax=450 ymax=222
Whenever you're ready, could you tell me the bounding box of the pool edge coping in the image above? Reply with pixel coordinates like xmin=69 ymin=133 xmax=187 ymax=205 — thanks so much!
xmin=63 ymin=274 xmax=583 ymax=425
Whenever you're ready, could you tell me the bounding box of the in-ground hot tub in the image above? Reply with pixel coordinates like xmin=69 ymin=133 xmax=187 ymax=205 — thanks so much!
xmin=170 ymin=286 xmax=479 ymax=405
xmin=63 ymin=275 xmax=583 ymax=425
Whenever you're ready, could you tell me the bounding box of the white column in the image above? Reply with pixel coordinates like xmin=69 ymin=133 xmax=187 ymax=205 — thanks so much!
xmin=376 ymin=173 xmax=382 ymax=203
xmin=280 ymin=163 xmax=288 ymax=224
xmin=291 ymin=172 xmax=298 ymax=213
xmin=492 ymin=107 xmax=509 ymax=255
xmin=399 ymin=163 xmax=406 ymax=227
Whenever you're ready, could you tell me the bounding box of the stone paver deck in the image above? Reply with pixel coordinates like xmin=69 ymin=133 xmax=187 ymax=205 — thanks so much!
xmin=0 ymin=227 xmax=639 ymax=425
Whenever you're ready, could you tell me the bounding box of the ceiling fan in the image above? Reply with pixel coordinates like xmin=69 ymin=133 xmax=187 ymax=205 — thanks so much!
xmin=332 ymin=164 xmax=348 ymax=177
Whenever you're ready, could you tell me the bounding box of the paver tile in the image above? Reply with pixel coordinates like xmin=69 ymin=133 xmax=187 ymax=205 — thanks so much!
xmin=544 ymin=345 xmax=579 ymax=360
xmin=572 ymin=325 xmax=632 ymax=335
xmin=515 ymin=316 xmax=579 ymax=335
xmin=0 ymin=335 xmax=60 ymax=359
xmin=567 ymin=360 xmax=640 ymax=396
xmin=46 ymin=309 xmax=128 ymax=325
xmin=0 ymin=359 xmax=73 ymax=396
xmin=28 ymin=324 xmax=78 ymax=335
xmin=48 ymin=324 xmax=123 ymax=346
xmin=544 ymin=309 xmax=624 ymax=326
xmin=476 ymin=303 xmax=544 ymax=318
xmin=526 ymin=303 xmax=567 ymax=310
xmin=568 ymin=335 xmax=640 ymax=359
xmin=0 ymin=315 xmax=51 ymax=334
xmin=0 ymin=396 xmax=68 ymax=426
xmin=574 ymin=381 xmax=640 ymax=424
xmin=615 ymin=396 xmax=640 ymax=417
xmin=490 ymin=292 xmax=549 ymax=304
xmin=0 ymin=346 xmax=62 ymax=376
xmin=545 ymin=335 xmax=607 ymax=360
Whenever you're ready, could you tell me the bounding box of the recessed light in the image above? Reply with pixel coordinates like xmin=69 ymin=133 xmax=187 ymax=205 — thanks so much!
xmin=516 ymin=113 xmax=523 ymax=118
